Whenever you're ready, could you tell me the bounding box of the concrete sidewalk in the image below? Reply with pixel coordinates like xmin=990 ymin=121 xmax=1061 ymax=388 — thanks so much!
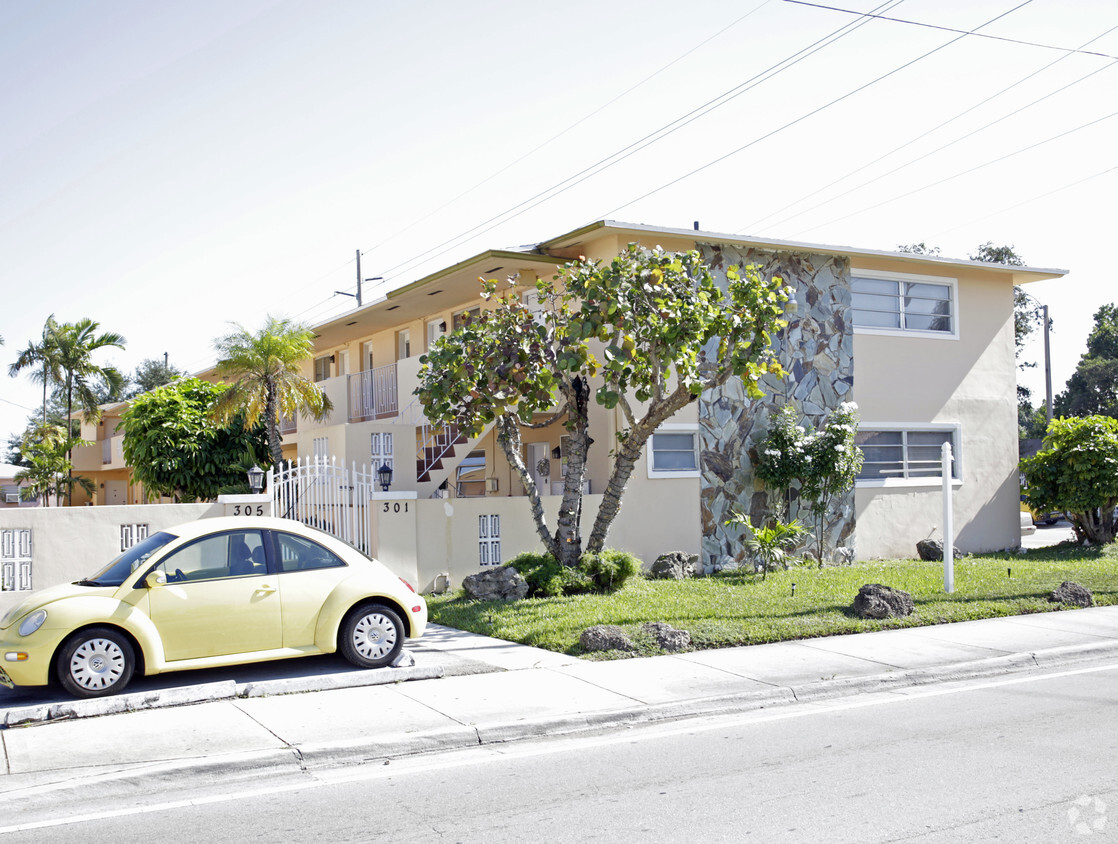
xmin=3 ymin=607 xmax=1118 ymax=793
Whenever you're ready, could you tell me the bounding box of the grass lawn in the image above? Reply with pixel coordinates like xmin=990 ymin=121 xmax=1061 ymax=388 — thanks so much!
xmin=427 ymin=541 xmax=1118 ymax=658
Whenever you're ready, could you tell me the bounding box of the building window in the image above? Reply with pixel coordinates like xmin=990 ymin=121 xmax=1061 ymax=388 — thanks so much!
xmin=397 ymin=329 xmax=411 ymax=361
xmin=453 ymin=307 xmax=481 ymax=331
xmin=313 ymin=437 xmax=329 ymax=462
xmin=851 ymin=270 xmax=957 ymax=338
xmin=120 ymin=523 xmax=150 ymax=552
xmin=479 ymin=515 xmax=501 ymax=565
xmin=1 ymin=528 xmax=32 ymax=592
xmin=370 ymin=432 xmax=393 ymax=472
xmin=855 ymin=427 xmax=959 ymax=485
xmin=426 ymin=319 xmax=447 ymax=350
xmin=456 ymin=450 xmax=486 ymax=497
xmin=313 ymin=355 xmax=332 ymax=382
xmin=647 ymin=426 xmax=699 ymax=478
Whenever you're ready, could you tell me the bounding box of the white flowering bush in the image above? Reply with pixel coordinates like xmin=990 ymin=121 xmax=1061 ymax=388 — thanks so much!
xmin=752 ymin=402 xmax=863 ymax=563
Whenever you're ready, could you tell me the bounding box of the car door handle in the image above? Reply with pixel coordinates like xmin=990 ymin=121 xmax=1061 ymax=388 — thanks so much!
xmin=255 ymin=583 xmax=276 ymax=594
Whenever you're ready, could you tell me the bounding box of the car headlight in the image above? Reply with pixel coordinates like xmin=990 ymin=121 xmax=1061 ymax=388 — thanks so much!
xmin=18 ymin=610 xmax=47 ymax=637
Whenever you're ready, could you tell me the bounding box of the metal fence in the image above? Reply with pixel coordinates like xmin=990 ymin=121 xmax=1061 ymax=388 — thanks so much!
xmin=269 ymin=457 xmax=376 ymax=556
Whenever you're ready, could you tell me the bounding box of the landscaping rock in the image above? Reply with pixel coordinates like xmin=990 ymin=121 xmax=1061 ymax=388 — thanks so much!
xmin=1049 ymin=581 xmax=1094 ymax=607
xmin=641 ymin=621 xmax=691 ymax=652
xmin=579 ymin=625 xmax=635 ymax=652
xmin=649 ymin=552 xmax=698 ymax=580
xmin=916 ymin=539 xmax=962 ymax=562
xmin=461 ymin=565 xmax=529 ymax=601
xmin=852 ymin=583 xmax=915 ymax=619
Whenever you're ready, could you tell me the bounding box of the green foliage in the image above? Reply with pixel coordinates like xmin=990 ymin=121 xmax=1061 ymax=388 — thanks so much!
xmin=430 ymin=547 xmax=1118 ymax=656
xmin=212 ymin=316 xmax=332 ymax=466
xmin=1021 ymin=415 xmax=1118 ymax=544
xmin=1055 ymin=304 xmax=1118 ymax=420
xmin=508 ymin=548 xmax=642 ymax=597
xmin=127 ymin=358 xmax=185 ymax=398
xmin=508 ymin=551 xmax=592 ymax=598
xmin=752 ymin=402 xmax=862 ymax=560
xmin=416 ymin=244 xmax=790 ymax=565
xmin=14 ymin=424 xmax=92 ymax=505
xmin=580 ymin=549 xmax=641 ymax=592
xmin=725 ymin=512 xmax=810 ymax=578
xmin=120 ymin=377 xmax=270 ymax=502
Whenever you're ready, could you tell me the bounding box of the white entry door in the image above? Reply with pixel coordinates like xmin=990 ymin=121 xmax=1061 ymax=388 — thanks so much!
xmin=526 ymin=442 xmax=550 ymax=494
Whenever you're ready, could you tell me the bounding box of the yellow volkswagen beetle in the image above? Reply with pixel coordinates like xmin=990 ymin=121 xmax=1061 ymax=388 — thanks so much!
xmin=0 ymin=516 xmax=427 ymax=698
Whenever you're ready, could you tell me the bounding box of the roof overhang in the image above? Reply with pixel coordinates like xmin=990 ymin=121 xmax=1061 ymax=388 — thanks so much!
xmin=535 ymin=220 xmax=1068 ymax=285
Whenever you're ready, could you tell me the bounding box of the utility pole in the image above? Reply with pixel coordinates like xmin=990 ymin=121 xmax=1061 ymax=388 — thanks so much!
xmin=1042 ymin=303 xmax=1052 ymax=424
xmin=355 ymin=249 xmax=363 ymax=307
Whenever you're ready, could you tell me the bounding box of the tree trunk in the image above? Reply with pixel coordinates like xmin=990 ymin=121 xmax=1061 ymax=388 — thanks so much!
xmin=266 ymin=382 xmax=283 ymax=467
xmin=495 ymin=416 xmax=559 ymax=560
xmin=587 ymin=388 xmax=692 ymax=553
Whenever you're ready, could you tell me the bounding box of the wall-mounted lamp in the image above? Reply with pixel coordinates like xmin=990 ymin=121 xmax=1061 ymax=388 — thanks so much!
xmin=247 ymin=465 xmax=265 ymax=494
xmin=377 ymin=462 xmax=393 ymax=492
xmin=439 ymin=321 xmax=448 ymax=333
xmin=551 ymin=446 xmax=562 ymax=459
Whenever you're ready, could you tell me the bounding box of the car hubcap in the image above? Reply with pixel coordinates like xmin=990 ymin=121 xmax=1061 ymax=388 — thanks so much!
xmin=70 ymin=638 xmax=126 ymax=690
xmin=352 ymin=612 xmax=397 ymax=661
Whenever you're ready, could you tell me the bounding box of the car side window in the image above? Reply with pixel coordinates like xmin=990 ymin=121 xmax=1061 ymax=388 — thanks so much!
xmin=274 ymin=532 xmax=346 ymax=573
xmin=157 ymin=530 xmax=267 ymax=582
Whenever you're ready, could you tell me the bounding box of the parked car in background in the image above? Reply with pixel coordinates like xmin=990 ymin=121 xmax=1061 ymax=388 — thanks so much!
xmin=0 ymin=516 xmax=427 ymax=697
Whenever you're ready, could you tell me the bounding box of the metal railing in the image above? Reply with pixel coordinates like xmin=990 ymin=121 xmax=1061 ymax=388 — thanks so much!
xmin=348 ymin=364 xmax=398 ymax=422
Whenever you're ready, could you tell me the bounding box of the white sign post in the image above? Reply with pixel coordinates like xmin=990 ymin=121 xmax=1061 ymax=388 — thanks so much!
xmin=942 ymin=442 xmax=954 ymax=593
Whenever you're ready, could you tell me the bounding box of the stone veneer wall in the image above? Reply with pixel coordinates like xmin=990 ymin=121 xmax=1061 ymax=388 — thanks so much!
xmin=698 ymin=243 xmax=855 ymax=571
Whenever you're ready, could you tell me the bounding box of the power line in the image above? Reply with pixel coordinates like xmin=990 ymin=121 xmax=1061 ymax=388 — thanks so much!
xmin=746 ymin=23 xmax=1118 ymax=232
xmin=788 ymin=108 xmax=1118 ymax=237
xmin=745 ymin=29 xmax=1118 ymax=233
xmin=370 ymin=0 xmax=909 ymax=285
xmin=355 ymin=0 xmax=776 ymax=266
xmin=782 ymin=0 xmax=1118 ymax=61
xmin=599 ymin=1 xmax=1035 ymax=219
xmin=931 ymin=164 xmax=1118 ymax=237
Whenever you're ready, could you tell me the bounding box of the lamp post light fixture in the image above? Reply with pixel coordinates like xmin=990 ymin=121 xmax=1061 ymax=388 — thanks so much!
xmin=377 ymin=462 xmax=393 ymax=492
xmin=246 ymin=465 xmax=265 ymax=494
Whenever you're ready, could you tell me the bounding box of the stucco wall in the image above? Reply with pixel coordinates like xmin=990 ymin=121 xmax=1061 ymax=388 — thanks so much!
xmin=0 ymin=503 xmax=221 ymax=615
xmin=852 ymin=264 xmax=1020 ymax=557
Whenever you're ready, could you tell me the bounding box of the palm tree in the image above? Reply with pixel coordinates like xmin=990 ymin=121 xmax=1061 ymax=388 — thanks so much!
xmin=211 ymin=316 xmax=333 ymax=467
xmin=8 ymin=315 xmax=63 ymax=426
xmin=51 ymin=319 xmax=125 ymax=504
xmin=54 ymin=318 xmax=126 ymax=428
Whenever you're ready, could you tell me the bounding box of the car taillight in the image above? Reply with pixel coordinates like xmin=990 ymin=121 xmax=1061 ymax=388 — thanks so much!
xmin=399 ymin=576 xmax=416 ymax=593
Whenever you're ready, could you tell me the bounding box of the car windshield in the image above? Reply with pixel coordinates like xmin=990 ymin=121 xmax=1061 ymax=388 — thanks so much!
xmin=79 ymin=531 xmax=178 ymax=587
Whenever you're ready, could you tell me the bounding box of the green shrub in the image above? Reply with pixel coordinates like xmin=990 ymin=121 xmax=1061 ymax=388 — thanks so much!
xmin=508 ymin=549 xmax=641 ymax=597
xmin=580 ymin=549 xmax=641 ymax=593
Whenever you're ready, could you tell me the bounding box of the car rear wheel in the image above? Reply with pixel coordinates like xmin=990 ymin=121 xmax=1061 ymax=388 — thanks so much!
xmin=57 ymin=626 xmax=135 ymax=698
xmin=339 ymin=604 xmax=404 ymax=669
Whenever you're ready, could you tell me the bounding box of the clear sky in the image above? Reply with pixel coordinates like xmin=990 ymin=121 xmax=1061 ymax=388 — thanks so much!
xmin=2 ymin=0 xmax=1115 ymax=445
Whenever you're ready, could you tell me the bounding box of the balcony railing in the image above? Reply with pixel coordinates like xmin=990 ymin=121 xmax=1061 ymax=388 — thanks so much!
xmin=348 ymin=364 xmax=398 ymax=422
xmin=280 ymin=414 xmax=297 ymax=435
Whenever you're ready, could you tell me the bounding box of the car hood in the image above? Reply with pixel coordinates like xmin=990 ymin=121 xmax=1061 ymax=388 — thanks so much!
xmin=0 ymin=581 xmax=116 ymax=629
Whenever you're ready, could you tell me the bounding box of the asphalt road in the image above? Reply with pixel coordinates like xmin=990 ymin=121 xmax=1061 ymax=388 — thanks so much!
xmin=6 ymin=656 xmax=1117 ymax=843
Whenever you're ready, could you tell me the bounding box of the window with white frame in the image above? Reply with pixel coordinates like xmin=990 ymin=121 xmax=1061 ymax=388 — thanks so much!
xmin=647 ymin=426 xmax=699 ymax=478
xmin=479 ymin=515 xmax=501 ymax=565
xmin=313 ymin=436 xmax=329 ymax=462
xmin=1 ymin=528 xmax=32 ymax=592
xmin=370 ymin=432 xmax=393 ymax=472
xmin=855 ymin=427 xmax=959 ymax=484
xmin=851 ymin=270 xmax=957 ymax=338
xmin=313 ymin=355 xmax=332 ymax=382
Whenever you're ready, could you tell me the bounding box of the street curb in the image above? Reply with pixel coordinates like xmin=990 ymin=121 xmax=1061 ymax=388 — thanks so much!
xmin=1 ymin=665 xmax=447 ymax=727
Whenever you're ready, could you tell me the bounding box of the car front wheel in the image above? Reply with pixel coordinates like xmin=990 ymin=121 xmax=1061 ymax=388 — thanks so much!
xmin=339 ymin=604 xmax=404 ymax=669
xmin=57 ymin=626 xmax=135 ymax=697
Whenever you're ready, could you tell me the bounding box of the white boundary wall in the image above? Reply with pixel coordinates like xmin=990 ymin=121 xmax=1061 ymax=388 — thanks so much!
xmin=0 ymin=503 xmax=220 ymax=615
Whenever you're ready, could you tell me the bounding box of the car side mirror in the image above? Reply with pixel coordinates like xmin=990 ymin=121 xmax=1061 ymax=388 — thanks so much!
xmin=145 ymin=571 xmax=167 ymax=589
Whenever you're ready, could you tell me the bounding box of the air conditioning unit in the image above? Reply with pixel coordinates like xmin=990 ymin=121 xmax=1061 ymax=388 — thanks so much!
xmin=4 ymin=493 xmax=19 ymax=504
